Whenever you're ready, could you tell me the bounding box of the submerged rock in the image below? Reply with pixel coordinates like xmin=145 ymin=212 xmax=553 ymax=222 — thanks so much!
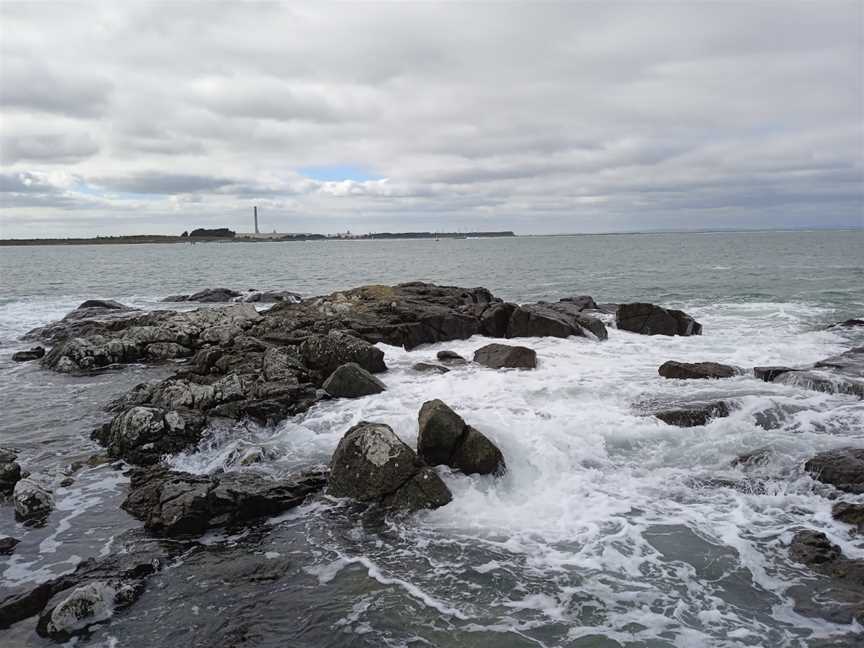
xmin=322 ymin=362 xmax=387 ymax=398
xmin=805 ymin=448 xmax=864 ymax=493
xmin=417 ymin=399 xmax=506 ymax=475
xmin=658 ymin=361 xmax=739 ymax=380
xmin=412 ymin=362 xmax=450 ymax=374
xmin=436 ymin=350 xmax=467 ymax=364
xmin=474 ymin=343 xmax=537 ymax=369
xmin=731 ymin=447 xmax=773 ymax=468
xmin=0 ymin=447 xmax=22 ymax=495
xmin=12 ymin=346 xmax=45 ymax=362
xmin=790 ymin=529 xmax=842 ymax=565
xmin=754 ymin=366 xmax=798 ymax=382
xmin=774 ymin=370 xmax=864 ymax=399
xmin=0 ymin=536 xmax=20 ymax=555
xmin=832 ymin=502 xmax=864 ymax=533
xmin=36 ymin=580 xmax=144 ymax=640
xmin=13 ymin=477 xmax=54 ymax=522
xmin=654 ymin=401 xmax=730 ymax=427
xmin=328 ymin=422 xmax=451 ymax=511
xmin=616 ymin=303 xmax=702 ymax=336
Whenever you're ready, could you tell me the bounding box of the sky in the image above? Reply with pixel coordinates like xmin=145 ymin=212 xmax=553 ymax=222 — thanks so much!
xmin=0 ymin=1 xmax=862 ymax=238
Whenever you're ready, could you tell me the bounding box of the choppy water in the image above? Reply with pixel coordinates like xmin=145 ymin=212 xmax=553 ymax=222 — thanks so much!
xmin=1 ymin=230 xmax=863 ymax=647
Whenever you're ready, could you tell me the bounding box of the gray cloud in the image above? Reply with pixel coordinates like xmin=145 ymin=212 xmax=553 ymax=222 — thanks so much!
xmin=0 ymin=2 xmax=861 ymax=237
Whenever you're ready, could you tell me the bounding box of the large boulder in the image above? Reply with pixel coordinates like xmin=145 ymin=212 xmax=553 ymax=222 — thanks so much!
xmin=417 ymin=399 xmax=506 ymax=475
xmin=91 ymin=406 xmax=206 ymax=465
xmin=13 ymin=477 xmax=54 ymax=522
xmin=328 ymin=422 xmax=451 ymax=511
xmin=654 ymin=401 xmax=730 ymax=427
xmin=658 ymin=361 xmax=739 ymax=380
xmin=323 ymin=362 xmax=387 ymax=398
xmin=616 ymin=303 xmax=702 ymax=336
xmin=507 ymin=303 xmax=608 ymax=340
xmin=474 ymin=343 xmax=537 ymax=369
xmin=805 ymin=448 xmax=864 ymax=493
xmin=299 ymin=330 xmax=386 ymax=378
xmin=122 ymin=466 xmax=326 ymax=537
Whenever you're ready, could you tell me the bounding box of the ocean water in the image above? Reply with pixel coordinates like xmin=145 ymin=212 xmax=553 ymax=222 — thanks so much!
xmin=1 ymin=230 xmax=863 ymax=648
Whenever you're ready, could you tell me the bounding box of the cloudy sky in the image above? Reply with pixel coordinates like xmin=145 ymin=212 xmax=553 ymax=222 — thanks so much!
xmin=1 ymin=1 xmax=862 ymax=238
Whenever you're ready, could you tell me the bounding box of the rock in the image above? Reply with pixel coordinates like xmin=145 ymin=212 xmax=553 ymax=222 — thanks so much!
xmin=187 ymin=287 xmax=242 ymax=302
xmin=236 ymin=289 xmax=302 ymax=304
xmin=731 ymin=447 xmax=773 ymax=468
xmin=654 ymin=401 xmax=730 ymax=427
xmin=23 ymin=302 xmax=143 ymax=344
xmin=12 ymin=346 xmax=45 ymax=362
xmin=0 ymin=448 xmax=22 ymax=495
xmin=36 ymin=579 xmax=143 ymax=639
xmin=91 ymin=406 xmax=206 ymax=466
xmin=507 ymin=302 xmax=608 ymax=340
xmin=805 ymin=448 xmax=864 ymax=493
xmin=13 ymin=477 xmax=54 ymax=522
xmin=833 ymin=502 xmax=864 ymax=533
xmin=658 ymin=361 xmax=739 ymax=380
xmin=815 ymin=347 xmax=864 ymax=378
xmin=616 ymin=303 xmax=702 ymax=336
xmin=790 ymin=529 xmax=842 ymax=565
xmin=831 ymin=319 xmax=864 ymax=328
xmin=474 ymin=343 xmax=537 ymax=369
xmin=323 ymin=362 xmax=387 ymax=398
xmin=78 ymin=299 xmax=127 ymax=310
xmin=774 ymin=370 xmax=864 ymax=399
xmin=479 ymin=302 xmax=517 ymax=337
xmin=754 ymin=366 xmax=797 ymax=382
xmin=558 ymin=295 xmax=598 ymax=310
xmin=122 ymin=466 xmax=326 ymax=537
xmin=417 ymin=399 xmax=506 ymax=475
xmin=380 ymin=467 xmax=452 ymax=511
xmin=412 ymin=362 xmax=450 ymax=374
xmin=300 ymin=330 xmax=387 ymax=378
xmin=328 ymin=422 xmax=419 ymax=502
xmin=0 ymin=536 xmax=20 ymax=555
xmin=437 ymin=350 xmax=467 ymax=364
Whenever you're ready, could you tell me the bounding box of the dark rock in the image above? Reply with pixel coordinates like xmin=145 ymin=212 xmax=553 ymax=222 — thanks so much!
xmin=237 ymin=289 xmax=302 ymax=304
xmin=328 ymin=422 xmax=419 ymax=502
xmin=78 ymin=299 xmax=127 ymax=310
xmin=187 ymin=288 xmax=242 ymax=302
xmin=654 ymin=401 xmax=730 ymax=427
xmin=0 ymin=448 xmax=22 ymax=495
xmin=833 ymin=502 xmax=864 ymax=532
xmin=790 ymin=529 xmax=842 ymax=565
xmin=300 ymin=330 xmax=386 ymax=379
xmin=754 ymin=366 xmax=797 ymax=382
xmin=616 ymin=303 xmax=702 ymax=336
xmin=658 ymin=361 xmax=739 ymax=380
xmin=122 ymin=466 xmax=326 ymax=537
xmin=92 ymin=406 xmax=206 ymax=466
xmin=805 ymin=448 xmax=864 ymax=493
xmin=731 ymin=447 xmax=773 ymax=468
xmin=13 ymin=477 xmax=54 ymax=522
xmin=558 ymin=295 xmax=598 ymax=310
xmin=323 ymin=362 xmax=387 ymax=398
xmin=479 ymin=302 xmax=517 ymax=337
xmin=36 ymin=579 xmax=144 ymax=639
xmin=12 ymin=346 xmax=45 ymax=362
xmin=436 ymin=350 xmax=467 ymax=364
xmin=417 ymin=399 xmax=506 ymax=475
xmin=412 ymin=362 xmax=450 ymax=374
xmin=474 ymin=343 xmax=537 ymax=369
xmin=380 ymin=467 xmax=452 ymax=511
xmin=815 ymin=347 xmax=864 ymax=378
xmin=0 ymin=536 xmax=20 ymax=555
xmin=162 ymin=294 xmax=189 ymax=302
xmin=831 ymin=319 xmax=864 ymax=328
xmin=774 ymin=370 xmax=864 ymax=399
xmin=508 ymin=302 xmax=607 ymax=340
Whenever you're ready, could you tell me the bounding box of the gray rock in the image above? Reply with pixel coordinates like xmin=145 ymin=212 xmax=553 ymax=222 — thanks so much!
xmin=323 ymin=362 xmax=387 ymax=398
xmin=754 ymin=366 xmax=798 ymax=382
xmin=731 ymin=447 xmax=773 ymax=468
xmin=450 ymin=426 xmax=506 ymax=476
xmin=474 ymin=343 xmax=537 ymax=369
xmin=805 ymin=448 xmax=864 ymax=493
xmin=417 ymin=399 xmax=506 ymax=475
xmin=774 ymin=370 xmax=864 ymax=399
xmin=91 ymin=406 xmax=206 ymax=465
xmin=36 ymin=580 xmax=143 ymax=639
xmin=0 ymin=536 xmax=20 ymax=555
xmin=412 ymin=362 xmax=450 ymax=374
xmin=13 ymin=477 xmax=54 ymax=522
xmin=508 ymin=302 xmax=608 ymax=340
xmin=658 ymin=361 xmax=739 ymax=379
xmin=436 ymin=350 xmax=467 ymax=364
xmin=77 ymin=299 xmax=127 ymax=310
xmin=558 ymin=295 xmax=598 ymax=310
xmin=0 ymin=449 xmax=22 ymax=495
xmin=654 ymin=401 xmax=730 ymax=427
xmin=616 ymin=303 xmax=702 ymax=336
xmin=380 ymin=467 xmax=452 ymax=511
xmin=833 ymin=502 xmax=864 ymax=533
xmin=187 ymin=287 xmax=242 ymax=302
xmin=12 ymin=346 xmax=45 ymax=362
xmin=328 ymin=422 xmax=419 ymax=501
xmin=236 ymin=289 xmax=302 ymax=304
xmin=790 ymin=529 xmax=841 ymax=565
xmin=300 ymin=330 xmax=387 ymax=378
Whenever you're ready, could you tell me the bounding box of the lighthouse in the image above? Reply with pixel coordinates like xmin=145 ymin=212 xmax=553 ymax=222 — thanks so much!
xmin=253 ymin=206 xmax=260 ymax=234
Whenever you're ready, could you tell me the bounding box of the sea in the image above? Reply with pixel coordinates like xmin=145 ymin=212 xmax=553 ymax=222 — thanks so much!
xmin=1 ymin=230 xmax=863 ymax=648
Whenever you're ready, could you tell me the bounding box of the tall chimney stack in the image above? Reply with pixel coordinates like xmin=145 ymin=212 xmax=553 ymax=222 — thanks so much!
xmin=254 ymin=206 xmax=259 ymax=234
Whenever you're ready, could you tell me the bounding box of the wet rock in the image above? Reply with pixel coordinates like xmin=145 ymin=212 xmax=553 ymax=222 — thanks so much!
xmin=237 ymin=289 xmax=302 ymax=304
xmin=13 ymin=477 xmax=54 ymax=522
xmin=145 ymin=342 xmax=193 ymax=360
xmin=479 ymin=302 xmax=517 ymax=337
xmin=754 ymin=366 xmax=798 ymax=382
xmin=774 ymin=370 xmax=864 ymax=399
xmin=323 ymin=362 xmax=387 ymax=398
xmin=24 ymin=302 xmax=143 ymax=344
xmin=436 ymin=350 xmax=467 ymax=364
xmin=731 ymin=447 xmax=773 ymax=468
xmin=417 ymin=399 xmax=506 ymax=475
xmin=187 ymin=287 xmax=243 ymax=302
xmin=413 ymin=362 xmax=450 ymax=374
xmin=12 ymin=346 xmax=45 ymax=362
xmin=122 ymin=466 xmax=326 ymax=537
xmin=474 ymin=343 xmax=537 ymax=369
xmin=658 ymin=361 xmax=739 ymax=380
xmin=790 ymin=529 xmax=842 ymax=565
xmin=507 ymin=302 xmax=608 ymax=340
xmin=832 ymin=502 xmax=864 ymax=533
xmin=654 ymin=401 xmax=730 ymax=427
xmin=380 ymin=467 xmax=452 ymax=511
xmin=36 ymin=579 xmax=144 ymax=640
xmin=805 ymin=448 xmax=864 ymax=493
xmin=78 ymin=299 xmax=127 ymax=310
xmin=299 ymin=330 xmax=386 ymax=379
xmin=616 ymin=303 xmax=702 ymax=336
xmin=815 ymin=347 xmax=864 ymax=378
xmin=0 ymin=536 xmax=20 ymax=555
xmin=558 ymin=295 xmax=598 ymax=310
xmin=91 ymin=406 xmax=207 ymax=465
xmin=831 ymin=319 xmax=864 ymax=329
xmin=0 ymin=447 xmax=22 ymax=494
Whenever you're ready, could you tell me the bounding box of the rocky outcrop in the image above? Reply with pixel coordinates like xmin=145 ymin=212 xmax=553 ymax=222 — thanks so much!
xmin=474 ymin=343 xmax=537 ymax=369
xmin=163 ymin=288 xmax=303 ymax=304
xmin=91 ymin=406 xmax=207 ymax=465
xmin=322 ymin=362 xmax=387 ymax=398
xmin=417 ymin=399 xmax=506 ymax=475
xmin=0 ymin=447 xmax=22 ymax=495
xmin=658 ymin=361 xmax=739 ymax=380
xmin=122 ymin=466 xmax=327 ymax=537
xmin=328 ymin=422 xmax=451 ymax=511
xmin=654 ymin=401 xmax=730 ymax=427
xmin=13 ymin=477 xmax=54 ymax=522
xmin=24 ymin=301 xmax=144 ymax=344
xmin=805 ymin=448 xmax=864 ymax=493
xmin=12 ymin=346 xmax=45 ymax=362
xmin=616 ymin=303 xmax=702 ymax=336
